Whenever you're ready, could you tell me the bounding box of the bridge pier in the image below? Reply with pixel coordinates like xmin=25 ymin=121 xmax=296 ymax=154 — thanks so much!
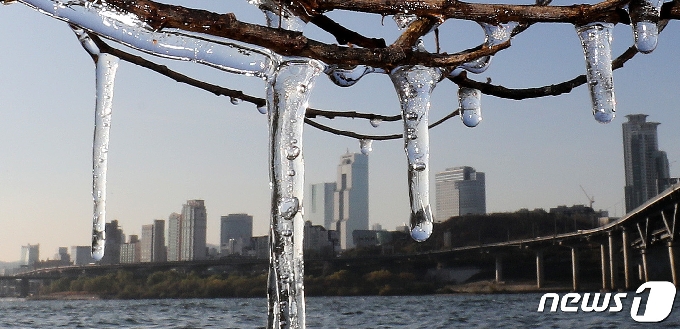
xmin=571 ymin=247 xmax=579 ymax=291
xmin=640 ymin=248 xmax=649 ymax=282
xmin=536 ymin=250 xmax=544 ymax=289
xmin=622 ymin=228 xmax=632 ymax=290
xmin=495 ymin=255 xmax=503 ymax=283
xmin=19 ymin=279 xmax=29 ymax=298
xmin=600 ymin=243 xmax=609 ymax=290
xmin=608 ymin=231 xmax=618 ymax=290
xmin=669 ymin=241 xmax=678 ymax=287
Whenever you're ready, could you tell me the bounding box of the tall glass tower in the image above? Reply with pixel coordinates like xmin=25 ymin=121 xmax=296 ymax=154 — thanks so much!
xmin=332 ymin=152 xmax=369 ymax=249
xmin=623 ymin=114 xmax=671 ymax=212
xmin=435 ymin=166 xmax=486 ymax=221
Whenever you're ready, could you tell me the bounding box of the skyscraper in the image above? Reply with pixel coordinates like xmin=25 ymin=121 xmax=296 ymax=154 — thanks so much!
xmin=100 ymin=220 xmax=124 ymax=265
xmin=306 ymin=182 xmax=336 ymax=229
xmin=623 ymin=114 xmax=672 ymax=212
xmin=332 ymin=152 xmax=369 ymax=249
xmin=435 ymin=166 xmax=486 ymax=221
xmin=220 ymin=214 xmax=253 ymax=255
xmin=167 ymin=212 xmax=182 ymax=262
xmin=180 ymin=200 xmax=207 ymax=261
xmin=20 ymin=244 xmax=39 ymax=266
xmin=141 ymin=219 xmax=166 ymax=262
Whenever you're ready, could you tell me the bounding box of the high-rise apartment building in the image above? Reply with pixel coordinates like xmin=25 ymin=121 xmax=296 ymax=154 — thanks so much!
xmin=623 ymin=114 xmax=672 ymax=212
xmin=20 ymin=244 xmax=39 ymax=266
xmin=220 ymin=214 xmax=253 ymax=255
xmin=167 ymin=212 xmax=182 ymax=261
xmin=141 ymin=220 xmax=166 ymax=262
xmin=120 ymin=235 xmax=141 ymax=264
xmin=332 ymin=152 xmax=369 ymax=249
xmin=100 ymin=220 xmax=124 ymax=265
xmin=180 ymin=200 xmax=207 ymax=261
xmin=306 ymin=182 xmax=336 ymax=229
xmin=71 ymin=246 xmax=92 ymax=265
xmin=435 ymin=166 xmax=486 ymax=221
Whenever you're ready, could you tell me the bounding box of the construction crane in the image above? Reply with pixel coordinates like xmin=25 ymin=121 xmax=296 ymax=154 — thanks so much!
xmin=580 ymin=185 xmax=595 ymax=209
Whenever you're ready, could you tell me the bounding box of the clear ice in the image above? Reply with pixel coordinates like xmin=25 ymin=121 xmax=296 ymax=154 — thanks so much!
xmin=576 ymin=23 xmax=616 ymax=124
xmin=629 ymin=0 xmax=663 ymax=53
xmin=252 ymin=2 xmax=320 ymax=328
xmin=20 ymin=0 xmax=280 ymax=79
xmin=390 ymin=66 xmax=441 ymax=242
xmin=360 ymin=139 xmax=373 ymax=155
xmin=460 ymin=22 xmax=518 ymax=74
xmin=266 ymin=59 xmax=322 ymax=329
xmin=325 ymin=65 xmax=383 ymax=87
xmin=71 ymin=26 xmax=119 ymax=261
xmin=458 ymin=87 xmax=482 ymax=127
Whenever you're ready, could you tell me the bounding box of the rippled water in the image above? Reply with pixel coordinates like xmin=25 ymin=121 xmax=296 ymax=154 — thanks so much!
xmin=1 ymin=294 xmax=679 ymax=328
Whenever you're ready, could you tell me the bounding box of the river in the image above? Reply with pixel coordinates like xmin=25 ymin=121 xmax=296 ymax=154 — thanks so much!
xmin=1 ymin=293 xmax=679 ymax=328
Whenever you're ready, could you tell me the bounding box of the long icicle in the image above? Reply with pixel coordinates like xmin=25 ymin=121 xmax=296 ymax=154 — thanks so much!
xmin=72 ymin=27 xmax=120 ymax=261
xmin=390 ymin=66 xmax=442 ymax=242
xmin=250 ymin=2 xmax=320 ymax=328
xmin=576 ymin=22 xmax=616 ymax=124
xmin=267 ymin=59 xmax=323 ymax=329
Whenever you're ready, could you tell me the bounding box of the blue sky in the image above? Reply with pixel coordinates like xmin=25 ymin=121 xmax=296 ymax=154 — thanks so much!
xmin=0 ymin=1 xmax=678 ymax=262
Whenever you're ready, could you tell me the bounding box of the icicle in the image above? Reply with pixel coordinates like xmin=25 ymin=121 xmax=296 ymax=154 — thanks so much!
xmin=251 ymin=2 xmax=319 ymax=328
xmin=71 ymin=26 xmax=118 ymax=262
xmin=458 ymin=87 xmax=482 ymax=127
xmin=369 ymin=118 xmax=383 ymax=128
xmin=360 ymin=139 xmax=373 ymax=155
xmin=390 ymin=66 xmax=441 ymax=242
xmin=325 ymin=65 xmax=380 ymax=87
xmin=460 ymin=22 xmax=518 ymax=74
xmin=21 ymin=0 xmax=280 ymax=79
xmin=576 ymin=22 xmax=616 ymax=124
xmin=258 ymin=104 xmax=269 ymax=115
xmin=629 ymin=0 xmax=663 ymax=53
xmin=266 ymin=59 xmax=322 ymax=329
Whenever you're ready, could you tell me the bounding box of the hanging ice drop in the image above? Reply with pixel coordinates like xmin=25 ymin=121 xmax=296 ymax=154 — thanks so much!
xmin=325 ymin=65 xmax=378 ymax=87
xmin=576 ymin=22 xmax=616 ymax=124
xmin=629 ymin=0 xmax=663 ymax=53
xmin=390 ymin=66 xmax=441 ymax=242
xmin=460 ymin=22 xmax=518 ymax=74
xmin=360 ymin=139 xmax=373 ymax=155
xmin=458 ymin=87 xmax=482 ymax=127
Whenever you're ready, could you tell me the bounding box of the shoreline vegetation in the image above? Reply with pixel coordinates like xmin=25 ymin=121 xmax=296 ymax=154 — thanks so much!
xmin=34 ymin=269 xmax=577 ymax=300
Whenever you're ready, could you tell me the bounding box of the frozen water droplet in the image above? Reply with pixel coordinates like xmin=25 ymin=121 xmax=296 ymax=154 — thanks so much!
xmin=297 ymin=84 xmax=307 ymax=93
xmin=634 ymin=22 xmax=658 ymax=53
xmin=406 ymin=128 xmax=417 ymax=140
xmin=410 ymin=206 xmax=433 ymax=242
xmin=460 ymin=22 xmax=518 ymax=74
xmin=287 ymin=169 xmax=296 ymax=176
xmin=405 ymin=111 xmax=419 ymax=121
xmin=629 ymin=0 xmax=663 ymax=54
xmin=458 ymin=87 xmax=482 ymax=127
xmin=230 ymin=97 xmax=241 ymax=105
xmin=411 ymin=160 xmax=426 ymax=171
xmin=257 ymin=104 xmax=268 ymax=114
xmin=393 ymin=13 xmax=418 ymax=29
xmin=286 ymin=146 xmax=300 ymax=160
xmin=327 ymin=65 xmax=374 ymax=87
xmin=278 ymin=197 xmax=300 ymax=220
xmin=360 ymin=139 xmax=373 ymax=155
xmin=370 ymin=118 xmax=383 ymax=128
xmin=576 ymin=22 xmax=616 ymax=124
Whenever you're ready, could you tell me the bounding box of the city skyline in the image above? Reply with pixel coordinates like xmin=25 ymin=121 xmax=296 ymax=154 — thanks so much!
xmin=1 ymin=3 xmax=680 ymax=262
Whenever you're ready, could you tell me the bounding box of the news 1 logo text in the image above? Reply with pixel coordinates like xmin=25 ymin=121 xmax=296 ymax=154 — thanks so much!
xmin=537 ymin=281 xmax=677 ymax=323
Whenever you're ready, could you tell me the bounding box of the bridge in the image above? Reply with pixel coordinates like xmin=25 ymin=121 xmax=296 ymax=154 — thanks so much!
xmin=4 ymin=182 xmax=679 ymax=296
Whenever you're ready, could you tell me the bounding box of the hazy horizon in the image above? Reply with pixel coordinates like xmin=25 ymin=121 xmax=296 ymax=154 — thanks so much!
xmin=0 ymin=2 xmax=679 ymax=262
